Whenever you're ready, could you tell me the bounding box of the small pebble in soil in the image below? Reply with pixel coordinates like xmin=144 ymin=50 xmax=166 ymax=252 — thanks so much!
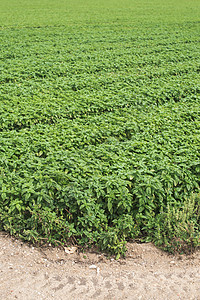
xmin=89 ymin=265 xmax=97 ymax=269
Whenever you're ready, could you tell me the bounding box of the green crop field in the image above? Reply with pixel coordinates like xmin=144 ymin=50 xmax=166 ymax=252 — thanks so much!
xmin=0 ymin=0 xmax=200 ymax=257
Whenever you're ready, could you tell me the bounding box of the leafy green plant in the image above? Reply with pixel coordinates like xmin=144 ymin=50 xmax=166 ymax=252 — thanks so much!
xmin=147 ymin=193 xmax=200 ymax=253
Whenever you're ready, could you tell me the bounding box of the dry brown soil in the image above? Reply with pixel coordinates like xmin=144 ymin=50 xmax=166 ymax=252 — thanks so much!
xmin=0 ymin=232 xmax=200 ymax=300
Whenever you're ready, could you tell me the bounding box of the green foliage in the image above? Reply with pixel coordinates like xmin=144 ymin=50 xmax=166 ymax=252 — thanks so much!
xmin=0 ymin=0 xmax=200 ymax=256
xmin=152 ymin=193 xmax=200 ymax=253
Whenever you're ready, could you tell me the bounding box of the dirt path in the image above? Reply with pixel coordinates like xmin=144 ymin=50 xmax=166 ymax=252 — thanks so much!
xmin=0 ymin=232 xmax=200 ymax=300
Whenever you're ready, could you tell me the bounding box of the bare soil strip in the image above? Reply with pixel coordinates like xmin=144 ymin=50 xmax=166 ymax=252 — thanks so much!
xmin=0 ymin=232 xmax=199 ymax=300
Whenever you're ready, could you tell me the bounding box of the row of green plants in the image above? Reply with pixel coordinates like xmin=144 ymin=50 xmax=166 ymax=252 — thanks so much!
xmin=0 ymin=0 xmax=200 ymax=256
xmin=1 ymin=103 xmax=199 ymax=256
